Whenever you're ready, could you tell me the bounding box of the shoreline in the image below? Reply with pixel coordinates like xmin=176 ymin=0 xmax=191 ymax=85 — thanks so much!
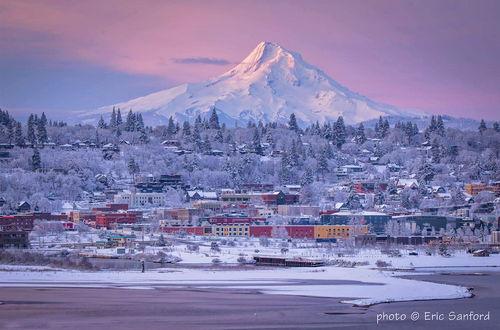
xmin=1 ymin=269 xmax=499 ymax=329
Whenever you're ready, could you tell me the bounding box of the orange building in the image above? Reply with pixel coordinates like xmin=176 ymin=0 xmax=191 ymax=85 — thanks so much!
xmin=465 ymin=183 xmax=500 ymax=196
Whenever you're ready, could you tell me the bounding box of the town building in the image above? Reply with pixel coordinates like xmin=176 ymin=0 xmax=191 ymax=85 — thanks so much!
xmin=277 ymin=205 xmax=320 ymax=217
xmin=314 ymin=225 xmax=368 ymax=239
xmin=114 ymin=191 xmax=167 ymax=207
xmin=465 ymin=183 xmax=500 ymax=196
xmin=212 ymin=223 xmax=249 ymax=237
xmin=320 ymin=211 xmax=391 ymax=234
xmin=0 ymin=230 xmax=29 ymax=248
xmin=95 ymin=212 xmax=137 ymax=229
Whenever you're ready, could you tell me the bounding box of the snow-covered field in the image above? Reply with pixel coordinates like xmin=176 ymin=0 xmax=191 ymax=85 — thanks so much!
xmin=0 ymin=264 xmax=471 ymax=307
xmin=73 ymin=235 xmax=500 ymax=269
xmin=4 ymin=236 xmax=500 ymax=306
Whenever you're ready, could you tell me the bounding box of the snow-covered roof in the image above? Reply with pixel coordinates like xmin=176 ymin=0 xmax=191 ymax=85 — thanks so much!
xmin=187 ymin=190 xmax=218 ymax=199
xmin=397 ymin=179 xmax=419 ymax=188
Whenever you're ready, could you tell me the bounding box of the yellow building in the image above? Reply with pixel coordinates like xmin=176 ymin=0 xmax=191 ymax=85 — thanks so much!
xmin=212 ymin=224 xmax=249 ymax=237
xmin=314 ymin=225 xmax=368 ymax=239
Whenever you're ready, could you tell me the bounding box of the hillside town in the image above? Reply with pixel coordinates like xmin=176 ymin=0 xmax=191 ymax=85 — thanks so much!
xmin=0 ymin=108 xmax=499 ymax=258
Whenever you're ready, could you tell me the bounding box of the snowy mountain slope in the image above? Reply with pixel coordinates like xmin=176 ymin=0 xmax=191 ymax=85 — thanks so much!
xmin=77 ymin=41 xmax=427 ymax=126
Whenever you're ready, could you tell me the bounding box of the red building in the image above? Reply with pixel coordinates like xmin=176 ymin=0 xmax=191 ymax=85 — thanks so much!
xmin=249 ymin=225 xmax=315 ymax=239
xmin=0 ymin=215 xmax=35 ymax=231
xmin=92 ymin=203 xmax=129 ymax=212
xmin=249 ymin=225 xmax=273 ymax=237
xmin=260 ymin=191 xmax=300 ymax=205
xmin=61 ymin=222 xmax=75 ymax=230
xmin=27 ymin=213 xmax=68 ymax=221
xmin=95 ymin=213 xmax=137 ymax=228
xmin=285 ymin=226 xmax=315 ymax=239
xmin=69 ymin=212 xmax=97 ymax=224
xmin=209 ymin=215 xmax=266 ymax=225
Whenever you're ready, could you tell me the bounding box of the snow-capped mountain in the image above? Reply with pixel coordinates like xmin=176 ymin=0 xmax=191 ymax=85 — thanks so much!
xmin=77 ymin=41 xmax=426 ymax=126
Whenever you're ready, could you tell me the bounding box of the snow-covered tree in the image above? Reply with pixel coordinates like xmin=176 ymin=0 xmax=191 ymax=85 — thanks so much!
xmin=31 ymin=148 xmax=41 ymax=171
xmin=209 ymin=108 xmax=220 ymax=130
xmin=355 ymin=123 xmax=366 ymax=145
xmin=288 ymin=113 xmax=299 ymax=132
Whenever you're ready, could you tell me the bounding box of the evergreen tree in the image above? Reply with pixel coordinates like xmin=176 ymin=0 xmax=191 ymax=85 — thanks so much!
xmin=252 ymin=128 xmax=263 ymax=155
xmin=418 ymin=162 xmax=435 ymax=184
xmin=375 ymin=116 xmax=389 ymax=139
xmin=6 ymin=121 xmax=14 ymax=144
xmin=436 ymin=115 xmax=445 ymax=136
xmin=125 ymin=110 xmax=136 ymax=131
xmin=288 ymin=113 xmax=299 ymax=132
xmin=116 ymin=108 xmax=123 ymax=125
xmin=265 ymin=131 xmax=274 ymax=146
xmin=192 ymin=125 xmax=202 ymax=150
xmin=332 ymin=116 xmax=346 ymax=147
xmin=182 ymin=121 xmax=192 ymax=137
xmin=324 ymin=143 xmax=334 ymax=158
xmin=116 ymin=126 xmax=122 ymax=138
xmin=110 ymin=107 xmax=117 ymax=128
xmin=381 ymin=118 xmax=390 ymax=138
xmin=278 ymin=152 xmax=293 ymax=184
xmin=478 ymin=119 xmax=487 ymax=134
xmin=27 ymin=114 xmax=36 ymax=145
xmin=31 ymin=148 xmax=41 ymax=171
xmin=493 ymin=122 xmax=500 ymax=132
xmin=97 ymin=116 xmax=107 ymax=129
xmin=167 ymin=116 xmax=176 ymax=136
xmin=431 ymin=138 xmax=441 ymax=163
xmin=202 ymin=136 xmax=212 ymax=153
xmin=215 ymin=129 xmax=224 ymax=143
xmin=139 ymin=129 xmax=149 ymax=144
xmin=404 ymin=121 xmax=418 ymax=145
xmin=127 ymin=158 xmax=140 ymax=175
xmin=300 ymin=167 xmax=314 ymax=186
xmin=355 ymin=123 xmax=367 ymax=145
xmin=37 ymin=112 xmax=48 ymax=144
xmin=289 ymin=141 xmax=300 ymax=166
xmin=321 ymin=122 xmax=332 ymax=140
xmin=135 ymin=113 xmax=145 ymax=131
xmin=429 ymin=115 xmax=437 ymax=132
xmin=14 ymin=122 xmax=24 ymax=146
xmin=194 ymin=115 xmax=203 ymax=131
xmin=209 ymin=108 xmax=220 ymax=129
xmin=317 ymin=147 xmax=329 ymax=175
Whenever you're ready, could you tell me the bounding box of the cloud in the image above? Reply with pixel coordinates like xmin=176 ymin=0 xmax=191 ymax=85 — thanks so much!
xmin=171 ymin=57 xmax=231 ymax=65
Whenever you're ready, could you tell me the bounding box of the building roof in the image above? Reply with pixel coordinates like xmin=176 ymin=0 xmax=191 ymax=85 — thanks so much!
xmin=397 ymin=179 xmax=419 ymax=188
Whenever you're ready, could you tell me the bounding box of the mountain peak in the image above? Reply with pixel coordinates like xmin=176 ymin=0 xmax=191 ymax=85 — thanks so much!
xmin=232 ymin=41 xmax=298 ymax=74
xmin=255 ymin=41 xmax=283 ymax=52
xmin=80 ymin=42 xmax=426 ymax=126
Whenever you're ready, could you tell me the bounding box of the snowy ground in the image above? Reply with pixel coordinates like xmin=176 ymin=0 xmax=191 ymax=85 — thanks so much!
xmin=72 ymin=235 xmax=500 ymax=269
xmin=0 ymin=264 xmax=471 ymax=307
xmin=3 ymin=235 xmax=498 ymax=306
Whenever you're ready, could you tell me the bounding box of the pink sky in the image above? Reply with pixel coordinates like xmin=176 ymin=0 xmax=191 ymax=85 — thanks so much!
xmin=0 ymin=0 xmax=499 ymax=120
